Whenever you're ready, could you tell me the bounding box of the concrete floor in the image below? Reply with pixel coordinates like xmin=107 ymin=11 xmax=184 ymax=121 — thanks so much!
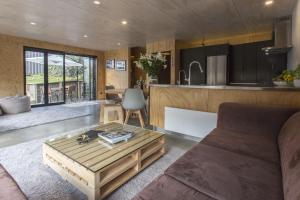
xmin=0 ymin=106 xmax=197 ymax=150
xmin=0 ymin=113 xmax=100 ymax=148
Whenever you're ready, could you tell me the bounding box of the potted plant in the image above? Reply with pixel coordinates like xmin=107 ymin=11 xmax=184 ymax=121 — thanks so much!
xmin=134 ymin=52 xmax=167 ymax=85
xmin=273 ymin=70 xmax=294 ymax=87
xmin=294 ymin=65 xmax=300 ymax=87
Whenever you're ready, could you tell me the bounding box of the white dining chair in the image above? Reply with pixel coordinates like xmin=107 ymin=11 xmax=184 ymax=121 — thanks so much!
xmin=122 ymin=88 xmax=146 ymax=128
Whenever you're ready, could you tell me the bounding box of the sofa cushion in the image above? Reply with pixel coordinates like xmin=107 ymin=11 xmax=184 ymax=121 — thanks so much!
xmin=0 ymin=164 xmax=27 ymax=200
xmin=165 ymin=144 xmax=283 ymax=200
xmin=132 ymin=175 xmax=215 ymax=200
xmin=202 ymin=128 xmax=280 ymax=164
xmin=278 ymin=112 xmax=300 ymax=200
xmin=0 ymin=96 xmax=31 ymax=114
xmin=217 ymin=103 xmax=298 ymax=141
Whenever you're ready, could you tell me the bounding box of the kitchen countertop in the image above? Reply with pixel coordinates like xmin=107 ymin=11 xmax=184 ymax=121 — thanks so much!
xmin=150 ymin=84 xmax=300 ymax=91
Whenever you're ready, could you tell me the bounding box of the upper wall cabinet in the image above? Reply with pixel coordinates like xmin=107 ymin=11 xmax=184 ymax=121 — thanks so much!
xmin=205 ymin=44 xmax=230 ymax=57
xmin=229 ymin=40 xmax=287 ymax=85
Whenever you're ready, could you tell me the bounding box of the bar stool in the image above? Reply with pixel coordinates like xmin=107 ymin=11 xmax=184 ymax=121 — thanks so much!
xmin=100 ymin=103 xmax=124 ymax=124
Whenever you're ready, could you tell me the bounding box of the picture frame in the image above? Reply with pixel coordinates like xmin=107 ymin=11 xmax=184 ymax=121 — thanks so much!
xmin=106 ymin=59 xmax=115 ymax=69
xmin=115 ymin=60 xmax=127 ymax=71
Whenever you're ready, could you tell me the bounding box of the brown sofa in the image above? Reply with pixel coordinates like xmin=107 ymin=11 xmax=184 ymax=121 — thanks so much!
xmin=0 ymin=164 xmax=27 ymax=200
xmin=133 ymin=103 xmax=300 ymax=200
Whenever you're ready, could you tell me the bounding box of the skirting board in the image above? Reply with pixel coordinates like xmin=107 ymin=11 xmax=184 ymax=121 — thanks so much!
xmin=164 ymin=107 xmax=217 ymax=138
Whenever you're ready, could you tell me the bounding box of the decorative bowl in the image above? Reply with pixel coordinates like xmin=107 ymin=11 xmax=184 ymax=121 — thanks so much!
xmin=273 ymin=81 xmax=288 ymax=87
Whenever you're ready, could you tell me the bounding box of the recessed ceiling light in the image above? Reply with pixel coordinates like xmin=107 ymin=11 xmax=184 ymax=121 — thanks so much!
xmin=83 ymin=34 xmax=88 ymax=38
xmin=93 ymin=1 xmax=101 ymax=5
xmin=265 ymin=0 xmax=274 ymax=6
xmin=30 ymin=22 xmax=36 ymax=25
xmin=117 ymin=42 xmax=121 ymax=46
xmin=121 ymin=20 xmax=127 ymax=25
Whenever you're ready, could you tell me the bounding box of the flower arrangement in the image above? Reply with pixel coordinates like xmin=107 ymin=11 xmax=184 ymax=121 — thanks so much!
xmin=134 ymin=52 xmax=167 ymax=77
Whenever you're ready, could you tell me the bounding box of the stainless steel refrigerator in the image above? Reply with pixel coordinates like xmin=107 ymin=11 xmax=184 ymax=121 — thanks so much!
xmin=206 ymin=55 xmax=227 ymax=85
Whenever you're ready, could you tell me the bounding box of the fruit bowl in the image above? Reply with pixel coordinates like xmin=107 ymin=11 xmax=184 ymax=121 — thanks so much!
xmin=273 ymin=81 xmax=288 ymax=87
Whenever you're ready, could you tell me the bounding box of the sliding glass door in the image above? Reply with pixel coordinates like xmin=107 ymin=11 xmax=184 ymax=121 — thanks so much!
xmin=25 ymin=50 xmax=45 ymax=105
xmin=65 ymin=55 xmax=96 ymax=103
xmin=47 ymin=53 xmax=65 ymax=104
xmin=24 ymin=47 xmax=97 ymax=107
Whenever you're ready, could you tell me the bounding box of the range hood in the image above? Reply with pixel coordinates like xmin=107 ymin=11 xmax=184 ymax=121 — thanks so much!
xmin=262 ymin=16 xmax=292 ymax=55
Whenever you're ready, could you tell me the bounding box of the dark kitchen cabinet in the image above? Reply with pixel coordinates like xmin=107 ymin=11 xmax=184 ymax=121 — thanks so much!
xmin=244 ymin=44 xmax=258 ymax=82
xmin=180 ymin=41 xmax=287 ymax=86
xmin=257 ymin=41 xmax=273 ymax=84
xmin=230 ymin=45 xmax=244 ymax=83
xmin=229 ymin=40 xmax=287 ymax=85
xmin=205 ymin=44 xmax=229 ymax=56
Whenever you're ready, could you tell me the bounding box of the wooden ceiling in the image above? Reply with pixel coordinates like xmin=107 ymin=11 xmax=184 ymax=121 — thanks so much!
xmin=0 ymin=0 xmax=297 ymax=50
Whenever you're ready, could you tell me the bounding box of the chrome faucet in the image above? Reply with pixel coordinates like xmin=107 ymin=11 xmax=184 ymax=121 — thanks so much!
xmin=178 ymin=70 xmax=188 ymax=85
xmin=188 ymin=61 xmax=204 ymax=85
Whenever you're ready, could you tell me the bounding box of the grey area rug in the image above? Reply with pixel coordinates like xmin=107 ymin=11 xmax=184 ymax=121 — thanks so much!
xmin=0 ymin=128 xmax=189 ymax=200
xmin=0 ymin=102 xmax=100 ymax=132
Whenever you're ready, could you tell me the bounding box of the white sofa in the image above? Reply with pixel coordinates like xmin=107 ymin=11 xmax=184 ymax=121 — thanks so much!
xmin=0 ymin=96 xmax=31 ymax=115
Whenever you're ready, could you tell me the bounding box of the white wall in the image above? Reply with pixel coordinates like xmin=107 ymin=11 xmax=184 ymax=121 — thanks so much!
xmin=288 ymin=0 xmax=300 ymax=69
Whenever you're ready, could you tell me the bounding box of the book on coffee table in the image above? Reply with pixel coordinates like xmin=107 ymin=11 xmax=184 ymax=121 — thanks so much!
xmin=98 ymin=131 xmax=134 ymax=144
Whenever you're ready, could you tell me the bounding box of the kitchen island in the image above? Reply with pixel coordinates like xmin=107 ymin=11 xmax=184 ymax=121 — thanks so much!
xmin=149 ymin=84 xmax=300 ymax=128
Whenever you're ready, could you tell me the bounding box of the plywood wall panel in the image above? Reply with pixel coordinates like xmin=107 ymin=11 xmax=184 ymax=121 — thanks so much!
xmin=0 ymin=34 xmax=105 ymax=99
xmin=207 ymin=90 xmax=257 ymax=113
xmin=256 ymin=91 xmax=300 ymax=108
xmin=104 ymin=48 xmax=131 ymax=89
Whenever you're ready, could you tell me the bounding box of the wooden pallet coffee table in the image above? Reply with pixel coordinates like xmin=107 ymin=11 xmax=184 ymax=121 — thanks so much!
xmin=43 ymin=123 xmax=165 ymax=200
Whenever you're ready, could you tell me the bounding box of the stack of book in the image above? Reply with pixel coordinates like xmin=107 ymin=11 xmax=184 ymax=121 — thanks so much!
xmin=98 ymin=131 xmax=134 ymax=144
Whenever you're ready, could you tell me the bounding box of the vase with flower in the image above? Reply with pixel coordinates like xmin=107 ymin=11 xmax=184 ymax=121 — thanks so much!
xmin=134 ymin=52 xmax=167 ymax=86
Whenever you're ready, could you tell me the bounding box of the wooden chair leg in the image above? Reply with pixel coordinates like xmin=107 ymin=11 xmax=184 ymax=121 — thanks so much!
xmin=103 ymin=107 xmax=109 ymax=124
xmin=137 ymin=110 xmax=145 ymax=128
xmin=117 ymin=107 xmax=124 ymax=124
xmin=99 ymin=104 xmax=104 ymax=124
xmin=142 ymin=107 xmax=148 ymax=124
xmin=124 ymin=110 xmax=131 ymax=124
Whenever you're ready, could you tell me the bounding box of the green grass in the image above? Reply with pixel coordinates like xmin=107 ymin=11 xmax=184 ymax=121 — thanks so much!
xmin=26 ymin=74 xmax=83 ymax=84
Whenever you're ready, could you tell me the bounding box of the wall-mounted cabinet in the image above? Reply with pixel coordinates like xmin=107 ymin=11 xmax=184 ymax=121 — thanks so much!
xmin=205 ymin=44 xmax=230 ymax=56
xmin=229 ymin=40 xmax=287 ymax=85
